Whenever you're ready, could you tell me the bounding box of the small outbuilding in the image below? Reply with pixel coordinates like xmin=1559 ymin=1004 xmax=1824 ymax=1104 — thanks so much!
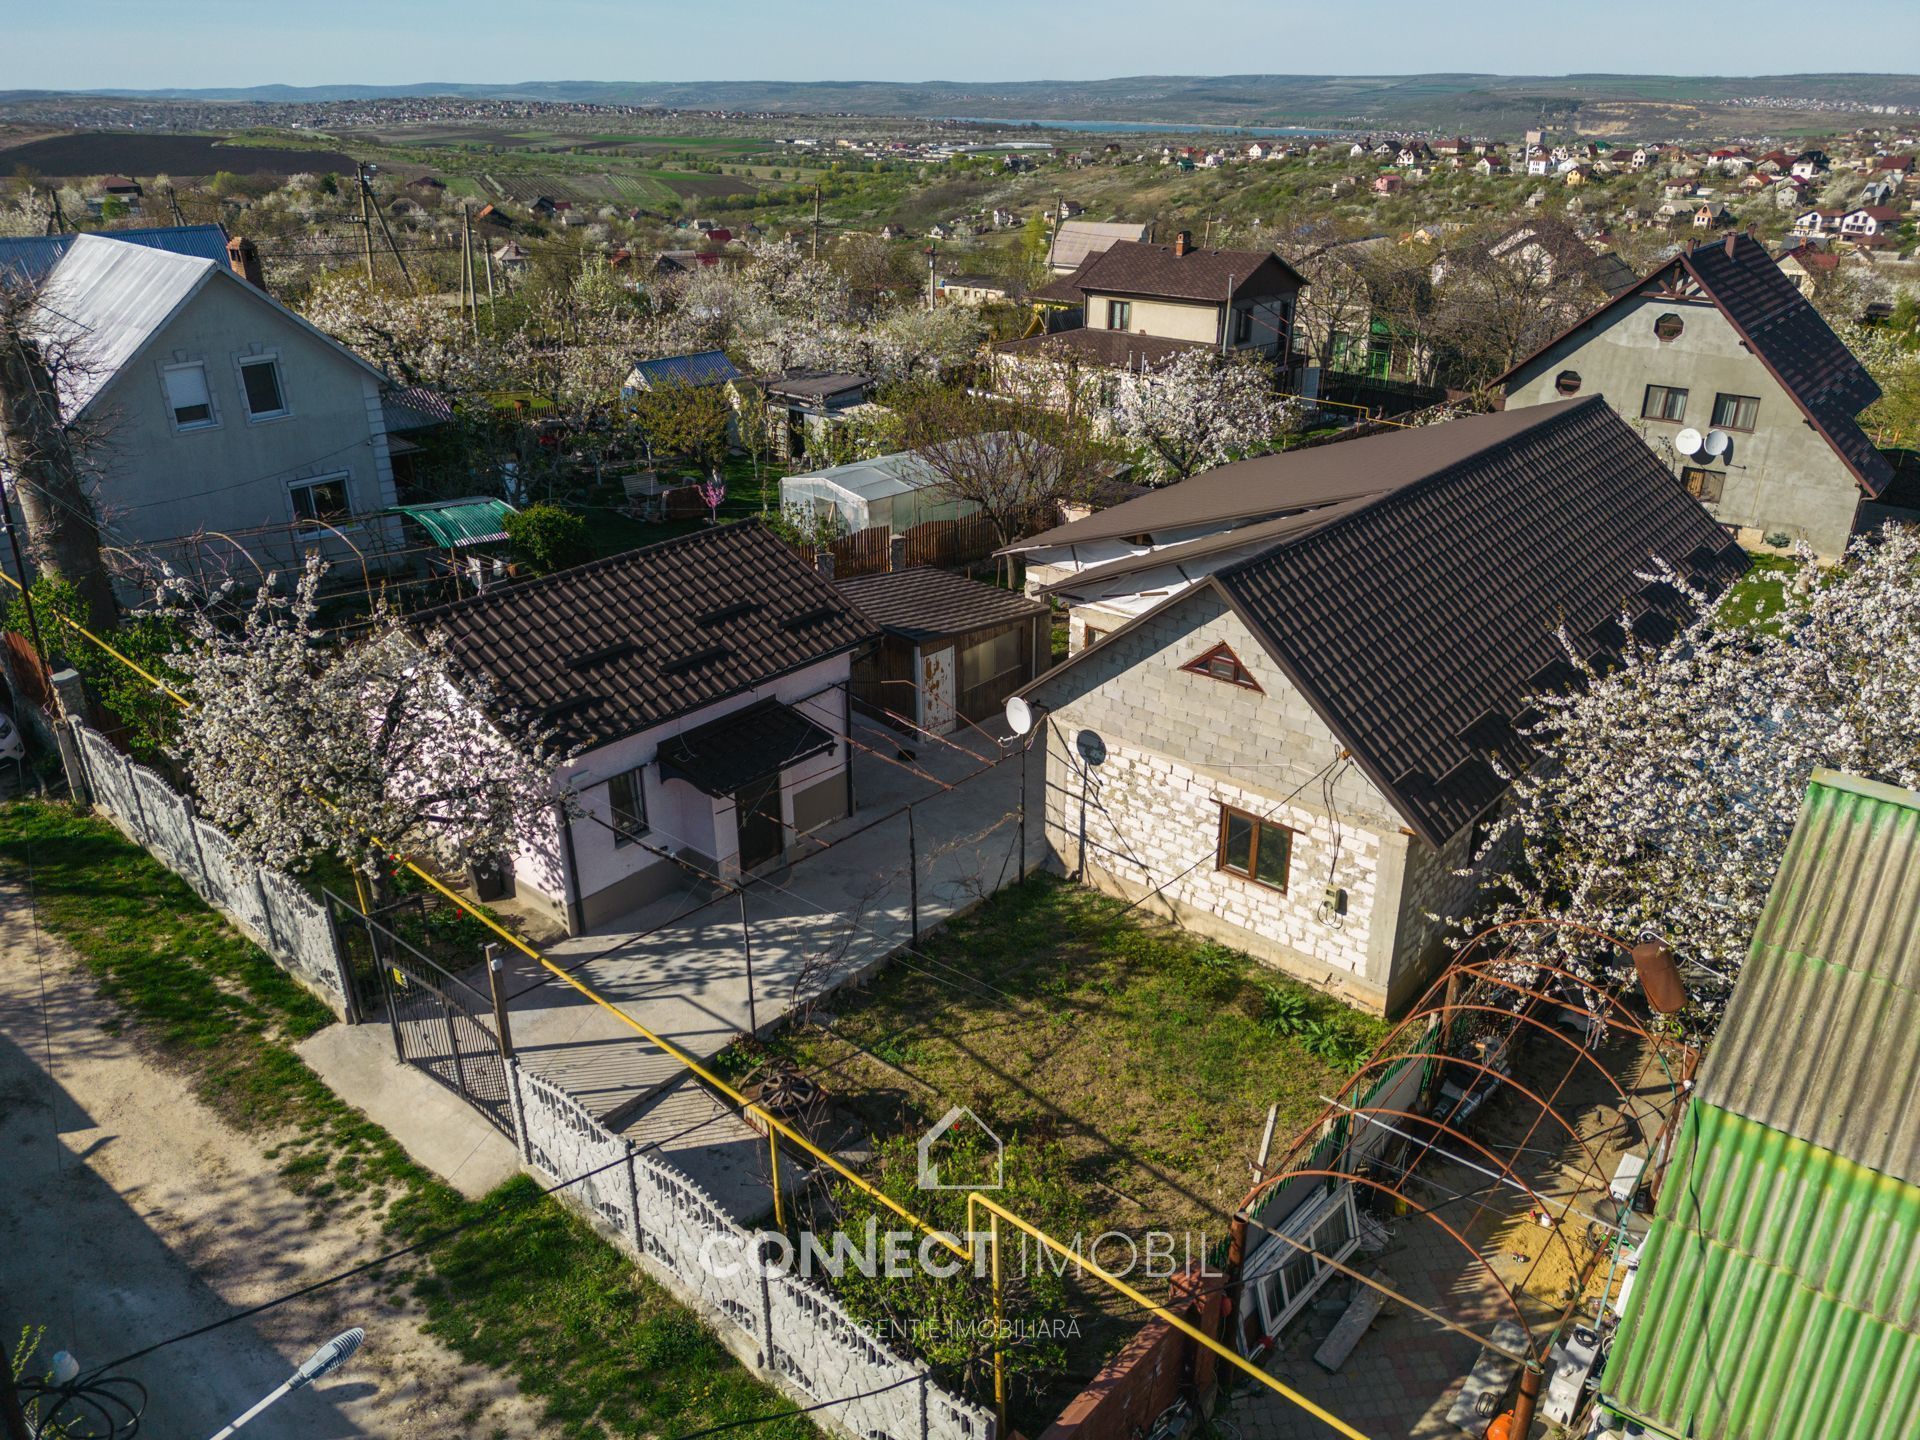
xmin=780 ymin=449 xmax=981 ymax=538
xmin=838 ymin=567 xmax=1051 ymax=734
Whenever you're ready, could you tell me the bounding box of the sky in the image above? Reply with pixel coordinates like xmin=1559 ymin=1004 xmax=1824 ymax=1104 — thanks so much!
xmin=6 ymin=0 xmax=1917 ymax=91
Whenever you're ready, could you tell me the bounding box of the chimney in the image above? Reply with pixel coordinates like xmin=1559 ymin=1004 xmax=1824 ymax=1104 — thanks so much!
xmin=1173 ymin=230 xmax=1192 ymax=257
xmin=889 ymin=534 xmax=908 ymax=571
xmin=226 ymin=235 xmax=265 ymax=291
xmin=1724 ymin=231 xmax=1738 ymax=257
xmin=813 ymin=549 xmax=835 ymax=581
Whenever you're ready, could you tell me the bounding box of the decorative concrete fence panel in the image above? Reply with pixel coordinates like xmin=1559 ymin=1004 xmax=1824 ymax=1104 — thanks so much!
xmin=70 ymin=722 xmax=353 ymax=1019
xmin=509 ymin=1058 xmax=992 ymax=1440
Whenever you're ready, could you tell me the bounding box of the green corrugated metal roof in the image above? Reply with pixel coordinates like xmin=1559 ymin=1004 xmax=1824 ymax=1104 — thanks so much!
xmin=1604 ymin=1102 xmax=1920 ymax=1440
xmin=388 ymin=497 xmax=517 ymax=549
xmin=1699 ymin=769 xmax=1920 ymax=1186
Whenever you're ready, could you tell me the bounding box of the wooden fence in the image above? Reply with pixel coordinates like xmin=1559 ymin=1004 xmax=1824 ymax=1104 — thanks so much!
xmin=808 ymin=513 xmax=1000 ymax=580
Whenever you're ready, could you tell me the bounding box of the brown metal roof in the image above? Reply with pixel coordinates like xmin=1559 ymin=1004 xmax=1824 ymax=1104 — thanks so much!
xmin=837 ymin=566 xmax=1047 ymax=644
xmin=1011 ymin=403 xmax=1593 ymax=552
xmin=1499 ymin=232 xmax=1892 ymax=497
xmin=1697 ymin=769 xmax=1920 ymax=1186
xmin=995 ymin=327 xmax=1208 ymax=371
xmin=419 ymin=522 xmax=878 ymax=753
xmin=1070 ymin=240 xmax=1306 ymax=304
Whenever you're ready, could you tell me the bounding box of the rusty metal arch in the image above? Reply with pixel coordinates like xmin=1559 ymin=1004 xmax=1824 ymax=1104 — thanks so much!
xmin=1243 ymin=1168 xmax=1536 ymax=1347
xmin=1338 ymin=1052 xmax=1611 ymax=1183
xmin=1451 ymin=959 xmax=1696 ymax=1071
xmin=1415 ymin=1001 xmax=1639 ymax=1106
xmin=1333 ymin=1102 xmax=1593 ymax=1278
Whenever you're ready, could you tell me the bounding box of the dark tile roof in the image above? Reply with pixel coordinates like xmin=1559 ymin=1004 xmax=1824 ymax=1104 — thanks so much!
xmin=765 ymin=371 xmax=872 ymax=404
xmin=418 ymin=522 xmax=878 ymax=753
xmin=1029 ymin=256 xmax=1099 ymax=305
xmin=837 ymin=566 xmax=1048 ymax=644
xmin=1070 ymin=240 xmax=1306 ymax=304
xmin=996 ymin=326 xmax=1208 ymax=371
xmin=1500 ymin=232 xmax=1891 ymax=497
xmin=1212 ymin=396 xmax=1746 ymax=845
xmin=657 ymin=698 xmax=836 ymax=797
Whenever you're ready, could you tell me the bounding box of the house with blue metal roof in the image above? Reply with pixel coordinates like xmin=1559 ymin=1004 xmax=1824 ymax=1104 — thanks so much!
xmin=620 ymin=349 xmax=747 ymax=397
xmin=0 ymin=223 xmax=231 ymax=287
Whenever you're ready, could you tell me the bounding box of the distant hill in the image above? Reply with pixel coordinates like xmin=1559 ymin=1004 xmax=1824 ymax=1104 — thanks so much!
xmin=8 ymin=73 xmax=1920 ymax=132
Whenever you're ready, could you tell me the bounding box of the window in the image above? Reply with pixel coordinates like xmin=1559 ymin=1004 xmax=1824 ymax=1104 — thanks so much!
xmin=1554 ymin=369 xmax=1582 ymax=395
xmin=607 ymin=766 xmax=647 ymax=846
xmin=1105 ymin=299 xmax=1132 ymax=330
xmin=1710 ymin=392 xmax=1760 ymax=432
xmin=1182 ymin=642 xmax=1261 ymax=691
xmin=1641 ymin=384 xmax=1689 ymax=423
xmin=288 ymin=475 xmax=349 ymax=523
xmin=1681 ymin=466 xmax=1725 ymax=504
xmin=162 ymin=363 xmax=215 ymax=429
xmin=1653 ymin=312 xmax=1685 ymax=342
xmin=238 ymin=356 xmax=287 ymax=418
xmin=1217 ymin=805 xmax=1293 ymax=891
xmin=1235 ymin=308 xmax=1254 ymax=344
xmin=1082 ymin=625 xmax=1107 ymax=648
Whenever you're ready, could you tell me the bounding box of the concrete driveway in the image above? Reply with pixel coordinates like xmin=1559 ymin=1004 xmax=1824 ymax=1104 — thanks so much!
xmin=485 ymin=717 xmax=1039 ymax=1136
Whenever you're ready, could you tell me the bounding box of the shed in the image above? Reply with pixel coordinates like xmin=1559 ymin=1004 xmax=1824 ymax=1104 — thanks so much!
xmin=780 ymin=449 xmax=980 ymax=537
xmin=838 ymin=567 xmax=1050 ymax=734
xmin=622 ymin=349 xmax=746 ymax=396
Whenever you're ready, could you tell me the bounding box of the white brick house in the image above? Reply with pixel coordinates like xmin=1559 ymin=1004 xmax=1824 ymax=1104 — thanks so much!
xmin=1016 ymin=398 xmax=1746 ymax=1014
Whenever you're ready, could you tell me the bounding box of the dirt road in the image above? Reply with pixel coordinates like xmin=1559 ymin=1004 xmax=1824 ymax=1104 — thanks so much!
xmin=0 ymin=882 xmax=551 ymax=1439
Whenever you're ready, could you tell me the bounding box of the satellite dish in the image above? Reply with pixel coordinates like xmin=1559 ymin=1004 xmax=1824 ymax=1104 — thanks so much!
xmin=1703 ymin=429 xmax=1732 ymax=458
xmin=1004 ymin=695 xmax=1036 ymax=737
xmin=1674 ymin=427 xmax=1704 ymax=456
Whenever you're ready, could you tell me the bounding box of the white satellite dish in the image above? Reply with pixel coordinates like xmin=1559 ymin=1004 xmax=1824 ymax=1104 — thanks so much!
xmin=1004 ymin=695 xmax=1037 ymax=737
xmin=1703 ymin=429 xmax=1732 ymax=458
xmin=1674 ymin=427 xmax=1704 ymax=456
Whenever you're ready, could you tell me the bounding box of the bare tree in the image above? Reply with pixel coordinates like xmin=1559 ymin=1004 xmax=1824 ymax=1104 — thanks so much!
xmin=0 ymin=280 xmax=118 ymax=633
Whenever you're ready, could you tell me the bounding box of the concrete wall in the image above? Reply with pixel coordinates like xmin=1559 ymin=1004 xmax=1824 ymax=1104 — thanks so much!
xmin=514 ymin=656 xmax=855 ymax=931
xmin=1025 ymin=587 xmax=1449 ymax=1014
xmin=1505 ymin=290 xmax=1864 ymax=556
xmin=82 ymin=272 xmax=397 ymax=572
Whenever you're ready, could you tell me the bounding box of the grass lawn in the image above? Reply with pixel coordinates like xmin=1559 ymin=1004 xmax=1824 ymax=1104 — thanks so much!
xmin=763 ymin=873 xmax=1387 ymax=1239
xmin=1718 ymin=549 xmax=1798 ymax=630
xmin=0 ymin=801 xmax=809 ymax=1440
xmin=573 ymin=455 xmax=789 ymax=561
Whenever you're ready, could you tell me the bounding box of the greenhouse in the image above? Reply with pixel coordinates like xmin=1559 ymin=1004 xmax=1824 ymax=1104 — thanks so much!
xmin=778 ymin=449 xmax=981 ymax=537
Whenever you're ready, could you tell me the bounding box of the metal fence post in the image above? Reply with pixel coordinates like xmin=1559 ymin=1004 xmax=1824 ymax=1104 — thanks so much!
xmin=442 ymin=998 xmax=472 ymax=1103
xmin=624 ymin=1136 xmax=644 ymax=1258
xmin=907 ymin=804 xmax=919 ymax=946
xmin=739 ymin=890 xmax=758 ymax=1036
xmin=485 ymin=943 xmax=516 ymax=1059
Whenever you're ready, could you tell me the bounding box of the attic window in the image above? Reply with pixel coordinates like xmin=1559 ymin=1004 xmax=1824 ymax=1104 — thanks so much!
xmin=1555 ymin=370 xmax=1582 ymax=396
xmin=1653 ymin=312 xmax=1685 ymax=342
xmin=1182 ymin=642 xmax=1261 ymax=691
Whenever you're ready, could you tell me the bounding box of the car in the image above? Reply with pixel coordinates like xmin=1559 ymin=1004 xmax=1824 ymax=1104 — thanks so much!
xmin=0 ymin=707 xmax=25 ymax=764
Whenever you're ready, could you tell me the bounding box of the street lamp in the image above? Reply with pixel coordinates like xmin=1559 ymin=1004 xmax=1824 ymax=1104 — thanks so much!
xmin=203 ymin=1328 xmax=365 ymax=1439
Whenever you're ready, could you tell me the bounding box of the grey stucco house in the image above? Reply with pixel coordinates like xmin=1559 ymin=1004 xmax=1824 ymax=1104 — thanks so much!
xmin=1499 ymin=231 xmax=1892 ymax=557
xmin=1016 ymin=399 xmax=1746 ymax=1015
xmin=23 ymin=232 xmax=399 ymax=592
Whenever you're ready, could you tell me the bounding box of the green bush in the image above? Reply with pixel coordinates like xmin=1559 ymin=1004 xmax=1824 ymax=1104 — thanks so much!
xmin=503 ymin=502 xmax=593 ymax=576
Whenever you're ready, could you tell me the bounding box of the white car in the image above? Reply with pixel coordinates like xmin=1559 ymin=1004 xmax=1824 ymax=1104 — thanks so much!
xmin=0 ymin=709 xmax=25 ymax=764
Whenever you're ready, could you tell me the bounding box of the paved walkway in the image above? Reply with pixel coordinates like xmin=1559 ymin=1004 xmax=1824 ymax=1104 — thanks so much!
xmin=483 ymin=719 xmax=1036 ymax=1138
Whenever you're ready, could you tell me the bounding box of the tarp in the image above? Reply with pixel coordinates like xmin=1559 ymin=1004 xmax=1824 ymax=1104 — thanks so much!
xmin=387 ymin=497 xmax=516 ymax=549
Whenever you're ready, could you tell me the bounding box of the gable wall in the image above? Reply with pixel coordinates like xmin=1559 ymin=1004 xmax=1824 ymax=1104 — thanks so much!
xmin=1506 ymin=289 xmax=1862 ymax=555
xmin=1028 ymin=586 xmax=1440 ymax=1013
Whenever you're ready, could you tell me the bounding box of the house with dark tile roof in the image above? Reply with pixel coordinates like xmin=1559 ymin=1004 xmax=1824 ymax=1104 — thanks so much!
xmin=1499 ymin=231 xmax=1892 ymax=556
xmin=1013 ymin=397 xmax=1744 ymax=1013
xmin=998 ymin=232 xmax=1304 ymax=380
xmin=418 ymin=522 xmax=879 ymax=931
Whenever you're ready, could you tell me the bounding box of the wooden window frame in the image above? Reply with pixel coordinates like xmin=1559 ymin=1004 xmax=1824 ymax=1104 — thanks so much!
xmin=1216 ymin=804 xmax=1295 ymax=893
xmin=1106 ymin=298 xmax=1132 ymax=330
xmin=1641 ymin=384 xmax=1689 ymax=423
xmin=1554 ymin=369 xmax=1582 ymax=395
xmin=1680 ymin=466 xmax=1725 ymax=504
xmin=1710 ymin=392 xmax=1760 ymax=432
xmin=1182 ymin=642 xmax=1262 ymax=691
xmin=1653 ymin=312 xmax=1685 ymax=342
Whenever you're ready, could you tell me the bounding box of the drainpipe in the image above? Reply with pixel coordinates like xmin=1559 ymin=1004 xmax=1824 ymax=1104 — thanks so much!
xmin=554 ymin=799 xmax=586 ymax=935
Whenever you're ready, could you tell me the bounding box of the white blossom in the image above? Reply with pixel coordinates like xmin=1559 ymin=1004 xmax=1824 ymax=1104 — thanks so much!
xmin=1111 ymin=349 xmax=1302 ymax=484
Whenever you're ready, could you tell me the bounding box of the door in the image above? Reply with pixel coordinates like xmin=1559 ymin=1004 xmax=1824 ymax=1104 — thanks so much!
xmin=735 ymin=777 xmax=784 ymax=871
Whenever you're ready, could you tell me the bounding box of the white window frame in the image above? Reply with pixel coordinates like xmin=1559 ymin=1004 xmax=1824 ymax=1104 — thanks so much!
xmin=234 ymin=349 xmax=291 ymax=423
xmin=161 ymin=361 xmax=219 ymax=433
xmin=287 ymin=471 xmax=353 ymax=525
xmin=1238 ymin=1184 xmax=1362 ymax=1348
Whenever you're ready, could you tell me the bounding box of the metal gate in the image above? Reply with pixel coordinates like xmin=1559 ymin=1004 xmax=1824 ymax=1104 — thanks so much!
xmin=325 ymin=889 xmax=516 ymax=1137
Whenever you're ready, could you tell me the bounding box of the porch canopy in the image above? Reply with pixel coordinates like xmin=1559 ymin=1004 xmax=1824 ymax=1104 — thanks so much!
xmin=387 ymin=497 xmax=517 ymax=549
xmin=657 ymin=698 xmax=836 ymax=797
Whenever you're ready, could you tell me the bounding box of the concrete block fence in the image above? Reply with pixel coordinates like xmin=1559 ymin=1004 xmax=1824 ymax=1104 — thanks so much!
xmin=68 ymin=721 xmax=354 ymax=1018
xmin=510 ymin=1065 xmax=994 ymax=1440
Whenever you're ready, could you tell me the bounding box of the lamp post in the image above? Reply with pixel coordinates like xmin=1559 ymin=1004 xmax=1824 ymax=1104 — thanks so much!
xmin=203 ymin=1328 xmax=365 ymax=1440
